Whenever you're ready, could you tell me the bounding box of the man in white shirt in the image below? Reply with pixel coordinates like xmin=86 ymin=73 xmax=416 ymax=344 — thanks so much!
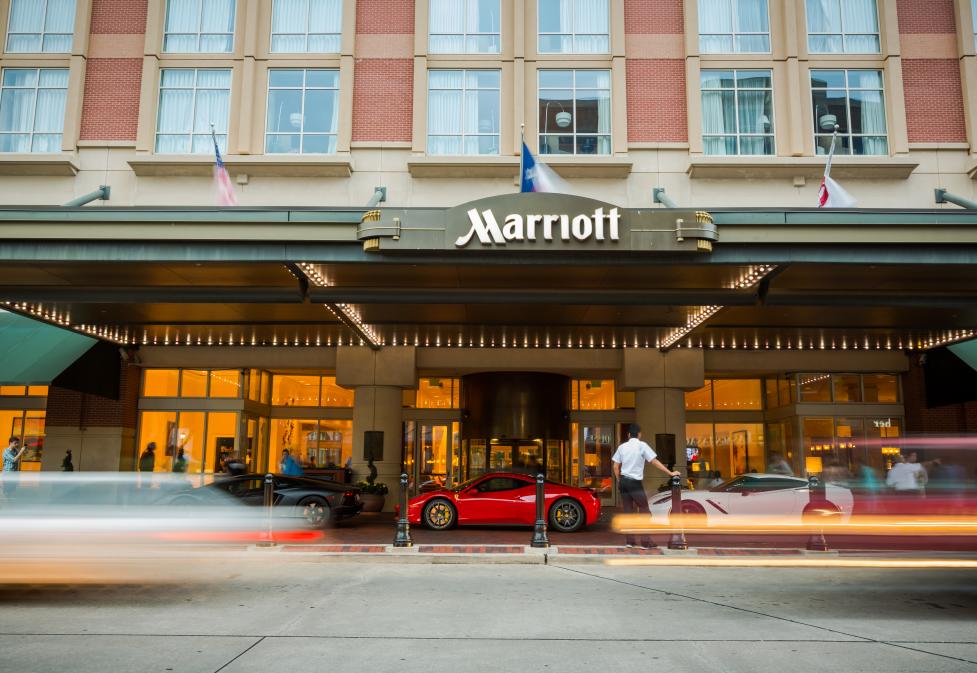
xmin=612 ymin=424 xmax=680 ymax=548
xmin=886 ymin=452 xmax=927 ymax=495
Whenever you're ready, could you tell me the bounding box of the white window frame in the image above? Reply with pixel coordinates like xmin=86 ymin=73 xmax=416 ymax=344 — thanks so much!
xmin=811 ymin=69 xmax=888 ymax=156
xmin=269 ymin=0 xmax=342 ymax=54
xmin=537 ymin=0 xmax=609 ymax=54
xmin=426 ymin=69 xmax=501 ymax=156
xmin=162 ymin=0 xmax=236 ymax=54
xmin=700 ymin=69 xmax=775 ymax=156
xmin=0 ymin=67 xmax=68 ymax=153
xmin=155 ymin=68 xmax=232 ymax=154
xmin=698 ymin=0 xmax=771 ymax=54
xmin=428 ymin=0 xmax=501 ymax=54
xmin=537 ymin=69 xmax=611 ymax=156
xmin=4 ymin=0 xmax=76 ymax=53
xmin=805 ymin=0 xmax=880 ymax=54
xmin=972 ymin=0 xmax=977 ymax=51
xmin=265 ymin=68 xmax=340 ymax=154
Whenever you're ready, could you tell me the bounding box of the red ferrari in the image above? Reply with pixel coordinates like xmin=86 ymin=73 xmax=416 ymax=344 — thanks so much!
xmin=403 ymin=472 xmax=602 ymax=533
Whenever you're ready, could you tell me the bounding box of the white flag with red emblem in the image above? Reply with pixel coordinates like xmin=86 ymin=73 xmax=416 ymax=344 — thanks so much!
xmin=817 ymin=127 xmax=856 ymax=208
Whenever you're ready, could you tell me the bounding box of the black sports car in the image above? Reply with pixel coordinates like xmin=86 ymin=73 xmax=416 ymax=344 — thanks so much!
xmin=209 ymin=473 xmax=363 ymax=529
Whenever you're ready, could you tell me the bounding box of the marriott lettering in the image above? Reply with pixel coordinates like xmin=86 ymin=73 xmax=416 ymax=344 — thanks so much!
xmin=455 ymin=207 xmax=621 ymax=247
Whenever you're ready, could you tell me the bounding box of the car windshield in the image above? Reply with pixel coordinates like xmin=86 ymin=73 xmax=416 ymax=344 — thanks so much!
xmin=708 ymin=475 xmax=807 ymax=492
xmin=451 ymin=477 xmax=483 ymax=492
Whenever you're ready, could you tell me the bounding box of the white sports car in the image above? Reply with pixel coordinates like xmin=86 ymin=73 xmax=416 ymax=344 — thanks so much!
xmin=648 ymin=473 xmax=854 ymax=525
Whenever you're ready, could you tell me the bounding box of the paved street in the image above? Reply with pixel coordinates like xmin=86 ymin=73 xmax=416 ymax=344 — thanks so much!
xmin=1 ymin=559 xmax=975 ymax=673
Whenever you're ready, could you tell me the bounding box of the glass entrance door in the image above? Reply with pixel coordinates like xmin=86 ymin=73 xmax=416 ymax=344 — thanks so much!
xmin=573 ymin=423 xmax=617 ymax=506
xmin=404 ymin=422 xmax=460 ymax=495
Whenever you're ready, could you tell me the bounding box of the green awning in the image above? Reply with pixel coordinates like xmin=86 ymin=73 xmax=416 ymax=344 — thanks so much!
xmin=0 ymin=310 xmax=96 ymax=383
xmin=949 ymin=339 xmax=977 ymax=374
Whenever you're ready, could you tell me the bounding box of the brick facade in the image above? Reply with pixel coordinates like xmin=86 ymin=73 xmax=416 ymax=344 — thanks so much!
xmin=897 ymin=0 xmax=956 ymax=33
xmin=45 ymin=364 xmax=140 ymax=430
xmin=79 ymin=59 xmax=143 ymax=141
xmin=626 ymin=60 xmax=688 ymax=142
xmin=351 ymin=59 xmax=414 ymax=142
xmin=355 ymin=0 xmax=416 ymax=34
xmin=624 ymin=0 xmax=684 ymax=34
xmin=90 ymin=0 xmax=148 ymax=35
xmin=901 ymin=59 xmax=968 ymax=143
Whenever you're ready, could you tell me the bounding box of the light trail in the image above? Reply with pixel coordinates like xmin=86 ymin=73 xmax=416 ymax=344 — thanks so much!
xmin=605 ymin=557 xmax=977 ymax=569
xmin=612 ymin=513 xmax=977 ymax=536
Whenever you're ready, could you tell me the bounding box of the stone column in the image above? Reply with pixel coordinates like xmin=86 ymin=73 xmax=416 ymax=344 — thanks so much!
xmin=620 ymin=348 xmax=705 ymax=494
xmin=336 ymin=346 xmax=416 ymax=512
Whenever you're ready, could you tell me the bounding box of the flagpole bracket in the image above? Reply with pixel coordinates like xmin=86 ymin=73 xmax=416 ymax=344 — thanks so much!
xmin=653 ymin=187 xmax=678 ymax=208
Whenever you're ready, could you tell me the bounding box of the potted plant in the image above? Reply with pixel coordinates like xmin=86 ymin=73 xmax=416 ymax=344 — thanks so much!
xmin=356 ymin=480 xmax=388 ymax=512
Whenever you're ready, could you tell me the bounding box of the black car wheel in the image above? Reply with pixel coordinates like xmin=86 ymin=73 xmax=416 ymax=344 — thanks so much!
xmin=678 ymin=500 xmax=707 ymax=527
xmin=300 ymin=497 xmax=331 ymax=529
xmin=549 ymin=498 xmax=585 ymax=533
xmin=423 ymin=498 xmax=456 ymax=530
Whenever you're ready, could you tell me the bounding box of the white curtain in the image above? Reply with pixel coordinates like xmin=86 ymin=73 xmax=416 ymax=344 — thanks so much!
xmin=735 ymin=0 xmax=769 ymax=52
xmin=309 ymin=0 xmax=341 ymax=51
xmin=0 ymin=70 xmax=36 ymax=151
xmin=737 ymin=89 xmax=771 ymax=154
xmin=973 ymin=0 xmax=977 ymax=51
xmin=574 ymin=0 xmax=608 ymax=52
xmin=842 ymin=0 xmax=879 ymax=52
xmin=806 ymin=0 xmax=840 ymax=52
xmin=200 ymin=0 xmax=234 ymax=52
xmin=430 ymin=0 xmax=465 ymax=52
xmin=699 ymin=0 xmax=732 ymax=53
xmin=8 ymin=0 xmax=44 ymax=32
xmin=156 ymin=69 xmax=229 ymax=153
xmin=428 ymin=71 xmax=463 ymax=154
xmin=851 ymin=70 xmax=887 ymax=155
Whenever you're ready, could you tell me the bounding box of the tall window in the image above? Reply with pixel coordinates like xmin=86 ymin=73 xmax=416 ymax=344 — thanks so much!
xmin=163 ymin=0 xmax=236 ymax=53
xmin=5 ymin=0 xmax=76 ymax=52
xmin=427 ymin=69 xmax=500 ymax=155
xmin=155 ymin=69 xmax=231 ymax=154
xmin=698 ymin=0 xmax=770 ymax=53
xmin=429 ymin=0 xmax=500 ymax=53
xmin=538 ymin=69 xmax=610 ymax=155
xmin=811 ymin=69 xmax=887 ymax=155
xmin=0 ymin=69 xmax=68 ymax=152
xmin=805 ymin=0 xmax=879 ymax=53
xmin=701 ymin=69 xmax=774 ymax=155
xmin=271 ymin=0 xmax=342 ymax=53
xmin=266 ymin=69 xmax=339 ymax=154
xmin=538 ymin=0 xmax=608 ymax=53
xmin=973 ymin=0 xmax=977 ymax=51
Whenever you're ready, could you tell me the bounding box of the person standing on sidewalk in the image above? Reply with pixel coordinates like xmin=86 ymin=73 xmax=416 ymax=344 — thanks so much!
xmin=612 ymin=424 xmax=680 ymax=549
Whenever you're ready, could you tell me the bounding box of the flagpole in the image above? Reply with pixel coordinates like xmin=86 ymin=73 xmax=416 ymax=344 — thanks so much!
xmin=823 ymin=123 xmax=839 ymax=179
xmin=518 ymin=122 xmax=525 ymax=193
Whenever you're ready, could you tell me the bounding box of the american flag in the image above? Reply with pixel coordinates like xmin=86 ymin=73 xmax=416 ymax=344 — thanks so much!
xmin=212 ymin=133 xmax=237 ymax=206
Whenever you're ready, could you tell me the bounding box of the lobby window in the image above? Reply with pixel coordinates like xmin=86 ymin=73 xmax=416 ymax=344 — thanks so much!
xmin=0 ymin=68 xmax=68 ymax=153
xmin=155 ymin=68 xmax=231 ymax=154
xmin=270 ymin=418 xmax=352 ymax=470
xmin=805 ymin=0 xmax=879 ymax=53
xmin=141 ymin=368 xmax=243 ymax=398
xmin=163 ymin=0 xmax=235 ymax=53
xmin=427 ymin=69 xmax=500 ymax=155
xmin=538 ymin=69 xmax=610 ymax=155
xmin=863 ymin=374 xmax=899 ymax=403
xmin=5 ymin=0 xmax=75 ymax=52
xmin=571 ymin=380 xmax=615 ymax=410
xmin=698 ymin=0 xmax=770 ymax=53
xmin=429 ymin=0 xmax=500 ymax=54
xmin=209 ymin=370 xmax=241 ymax=398
xmin=701 ymin=69 xmax=774 ymax=156
xmin=832 ymin=374 xmax=861 ymax=403
xmin=0 ymin=385 xmax=47 ymax=396
xmin=272 ymin=375 xmax=321 ymax=406
xmin=404 ymin=378 xmax=460 ymax=409
xmin=686 ymin=423 xmax=765 ymax=478
xmin=811 ymin=70 xmax=887 ymax=156
xmin=0 ymin=408 xmax=45 ymax=470
xmin=320 ymin=376 xmax=354 ymax=407
xmin=271 ymin=0 xmax=341 ymax=53
xmin=712 ymin=379 xmax=762 ymax=410
xmin=538 ymin=0 xmax=608 ymax=53
xmin=138 ymin=410 xmax=239 ymax=474
xmin=685 ymin=381 xmax=713 ymax=410
xmin=798 ymin=373 xmax=832 ymax=402
xmin=266 ymin=69 xmax=339 ymax=154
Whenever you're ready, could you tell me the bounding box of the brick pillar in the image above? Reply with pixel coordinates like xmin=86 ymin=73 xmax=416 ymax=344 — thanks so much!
xmin=42 ymin=363 xmax=140 ymax=471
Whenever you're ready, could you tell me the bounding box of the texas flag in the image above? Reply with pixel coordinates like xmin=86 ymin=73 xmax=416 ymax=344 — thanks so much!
xmin=520 ymin=141 xmax=571 ymax=194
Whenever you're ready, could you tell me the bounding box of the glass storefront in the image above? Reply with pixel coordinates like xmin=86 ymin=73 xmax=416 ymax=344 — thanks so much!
xmin=686 ymin=422 xmax=764 ymax=479
xmin=269 ymin=418 xmax=353 ymax=472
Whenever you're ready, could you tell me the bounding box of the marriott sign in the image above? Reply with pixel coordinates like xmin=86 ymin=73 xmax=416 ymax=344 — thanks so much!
xmin=455 ymin=206 xmax=622 ymax=248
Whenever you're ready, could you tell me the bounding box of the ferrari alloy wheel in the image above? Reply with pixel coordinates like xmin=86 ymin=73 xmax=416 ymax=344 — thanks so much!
xmin=423 ymin=499 xmax=456 ymax=530
xmin=549 ymin=498 xmax=585 ymax=533
xmin=301 ymin=498 xmax=330 ymax=529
